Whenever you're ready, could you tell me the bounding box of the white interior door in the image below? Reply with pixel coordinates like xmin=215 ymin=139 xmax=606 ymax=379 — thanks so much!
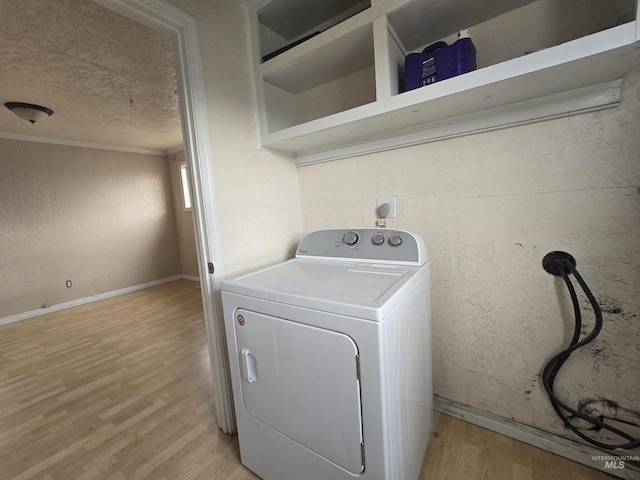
xmin=235 ymin=309 xmax=365 ymax=474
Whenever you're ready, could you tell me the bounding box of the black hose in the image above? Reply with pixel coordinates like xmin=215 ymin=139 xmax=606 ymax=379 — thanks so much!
xmin=542 ymin=256 xmax=640 ymax=450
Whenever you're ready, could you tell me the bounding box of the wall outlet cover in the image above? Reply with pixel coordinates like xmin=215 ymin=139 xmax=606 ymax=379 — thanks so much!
xmin=376 ymin=197 xmax=396 ymax=218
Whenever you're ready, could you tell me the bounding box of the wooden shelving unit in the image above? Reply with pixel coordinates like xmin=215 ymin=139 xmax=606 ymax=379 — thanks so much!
xmin=247 ymin=0 xmax=640 ymax=165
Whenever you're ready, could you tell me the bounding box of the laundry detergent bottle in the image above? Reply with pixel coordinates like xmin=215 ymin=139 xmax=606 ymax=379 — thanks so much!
xmin=404 ymin=29 xmax=477 ymax=91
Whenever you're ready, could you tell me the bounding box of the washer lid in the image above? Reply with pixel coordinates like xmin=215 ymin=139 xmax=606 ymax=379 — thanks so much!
xmin=221 ymin=258 xmax=428 ymax=321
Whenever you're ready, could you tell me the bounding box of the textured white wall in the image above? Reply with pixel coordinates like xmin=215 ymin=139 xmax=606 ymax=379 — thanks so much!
xmin=298 ymin=65 xmax=640 ymax=446
xmin=0 ymin=139 xmax=182 ymax=317
xmin=167 ymin=0 xmax=303 ymax=279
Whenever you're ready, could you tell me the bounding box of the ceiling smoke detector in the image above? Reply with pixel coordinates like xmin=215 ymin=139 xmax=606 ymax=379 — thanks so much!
xmin=4 ymin=102 xmax=54 ymax=124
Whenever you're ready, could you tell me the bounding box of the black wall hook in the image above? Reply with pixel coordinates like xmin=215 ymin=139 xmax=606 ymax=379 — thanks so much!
xmin=542 ymin=251 xmax=576 ymax=276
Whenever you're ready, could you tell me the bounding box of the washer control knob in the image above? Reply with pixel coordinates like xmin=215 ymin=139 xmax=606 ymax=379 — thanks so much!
xmin=388 ymin=235 xmax=403 ymax=247
xmin=372 ymin=234 xmax=385 ymax=245
xmin=343 ymin=231 xmax=359 ymax=246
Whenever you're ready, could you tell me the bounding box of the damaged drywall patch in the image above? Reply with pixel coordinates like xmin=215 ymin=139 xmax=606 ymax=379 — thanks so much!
xmin=524 ymin=376 xmax=538 ymax=396
xmin=577 ymin=397 xmax=640 ymax=428
xmin=598 ymin=296 xmax=626 ymax=316
xmin=574 ymin=397 xmax=640 ymax=450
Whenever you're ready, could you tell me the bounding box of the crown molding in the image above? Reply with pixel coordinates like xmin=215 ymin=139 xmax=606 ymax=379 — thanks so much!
xmin=0 ymin=131 xmax=177 ymax=156
xmin=165 ymin=144 xmax=185 ymax=156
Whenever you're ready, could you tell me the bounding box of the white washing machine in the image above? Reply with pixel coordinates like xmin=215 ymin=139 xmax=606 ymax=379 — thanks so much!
xmin=221 ymin=228 xmax=432 ymax=480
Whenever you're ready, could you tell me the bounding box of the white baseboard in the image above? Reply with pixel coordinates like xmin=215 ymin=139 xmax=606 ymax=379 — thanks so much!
xmin=0 ymin=275 xmax=198 ymax=326
xmin=434 ymin=396 xmax=639 ymax=479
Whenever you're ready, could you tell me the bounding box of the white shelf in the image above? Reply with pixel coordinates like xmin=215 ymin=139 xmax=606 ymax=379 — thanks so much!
xmin=262 ymin=21 xmax=374 ymax=95
xmin=257 ymin=0 xmax=369 ymax=44
xmin=385 ymin=22 xmax=639 ymax=128
xmin=248 ymin=0 xmax=640 ymax=164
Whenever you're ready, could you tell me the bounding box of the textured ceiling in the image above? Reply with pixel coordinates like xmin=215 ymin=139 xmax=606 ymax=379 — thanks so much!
xmin=0 ymin=0 xmax=183 ymax=154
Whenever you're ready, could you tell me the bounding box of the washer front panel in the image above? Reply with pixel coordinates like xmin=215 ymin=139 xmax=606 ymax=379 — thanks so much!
xmin=234 ymin=309 xmax=364 ymax=474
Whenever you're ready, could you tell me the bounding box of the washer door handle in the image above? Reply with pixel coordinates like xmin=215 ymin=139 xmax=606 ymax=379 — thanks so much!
xmin=240 ymin=347 xmax=258 ymax=383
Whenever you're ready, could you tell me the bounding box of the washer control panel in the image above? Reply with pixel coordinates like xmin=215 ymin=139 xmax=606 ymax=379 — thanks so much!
xmin=297 ymin=229 xmax=427 ymax=265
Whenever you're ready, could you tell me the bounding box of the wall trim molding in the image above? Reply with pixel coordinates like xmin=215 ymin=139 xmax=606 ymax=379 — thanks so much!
xmin=0 ymin=275 xmax=198 ymax=327
xmin=0 ymin=131 xmax=171 ymax=156
xmin=434 ymin=396 xmax=638 ymax=479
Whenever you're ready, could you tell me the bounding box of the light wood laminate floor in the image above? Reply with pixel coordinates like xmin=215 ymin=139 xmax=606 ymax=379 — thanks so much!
xmin=0 ymin=280 xmax=615 ymax=480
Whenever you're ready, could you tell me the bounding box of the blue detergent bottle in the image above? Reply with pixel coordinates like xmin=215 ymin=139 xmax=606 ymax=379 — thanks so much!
xmin=404 ymin=29 xmax=477 ymax=92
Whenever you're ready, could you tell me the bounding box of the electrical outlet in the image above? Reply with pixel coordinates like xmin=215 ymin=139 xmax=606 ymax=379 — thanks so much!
xmin=376 ymin=197 xmax=396 ymax=218
xmin=65 ymin=280 xmax=72 ymax=288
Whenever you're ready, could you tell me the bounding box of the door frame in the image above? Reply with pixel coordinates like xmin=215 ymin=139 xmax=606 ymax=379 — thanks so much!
xmin=93 ymin=0 xmax=235 ymax=433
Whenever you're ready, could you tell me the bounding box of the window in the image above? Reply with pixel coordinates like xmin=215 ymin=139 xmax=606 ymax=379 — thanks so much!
xmin=180 ymin=162 xmax=192 ymax=210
